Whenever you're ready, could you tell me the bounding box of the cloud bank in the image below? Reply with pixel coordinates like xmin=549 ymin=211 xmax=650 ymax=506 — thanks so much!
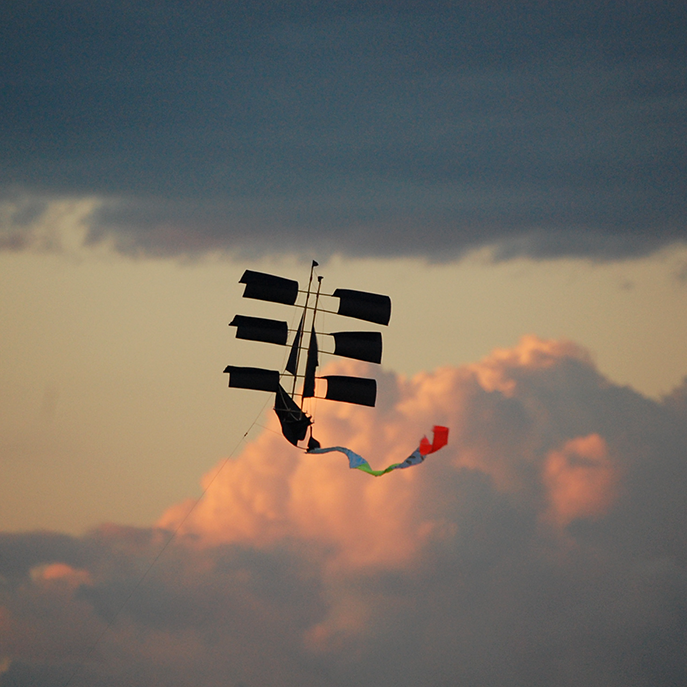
xmin=2 ymin=337 xmax=687 ymax=686
xmin=2 ymin=1 xmax=686 ymax=260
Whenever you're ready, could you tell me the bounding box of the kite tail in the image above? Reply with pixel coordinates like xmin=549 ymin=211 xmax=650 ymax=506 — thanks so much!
xmin=307 ymin=425 xmax=449 ymax=477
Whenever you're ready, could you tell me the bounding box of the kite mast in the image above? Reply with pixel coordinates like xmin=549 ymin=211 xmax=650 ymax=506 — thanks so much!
xmin=290 ymin=260 xmax=318 ymax=399
xmin=300 ymin=273 xmax=323 ymax=410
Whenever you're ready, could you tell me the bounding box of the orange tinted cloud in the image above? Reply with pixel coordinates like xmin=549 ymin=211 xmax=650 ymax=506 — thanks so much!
xmin=157 ymin=338 xmax=604 ymax=569
xmin=544 ymin=434 xmax=618 ymax=526
xmin=3 ymin=336 xmax=687 ymax=687
xmin=31 ymin=562 xmax=92 ymax=588
xmin=158 ymin=402 xmax=441 ymax=569
xmin=466 ymin=334 xmax=592 ymax=396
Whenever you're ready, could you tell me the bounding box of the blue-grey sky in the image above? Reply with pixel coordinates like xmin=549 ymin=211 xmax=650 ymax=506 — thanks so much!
xmin=2 ymin=0 xmax=686 ymax=259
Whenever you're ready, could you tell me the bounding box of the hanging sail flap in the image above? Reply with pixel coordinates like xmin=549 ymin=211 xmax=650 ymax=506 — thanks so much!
xmin=223 ymin=366 xmax=280 ymax=392
xmin=324 ymin=375 xmax=377 ymax=407
xmin=239 ymin=270 xmax=299 ymax=305
xmin=331 ymin=331 xmax=382 ymax=364
xmin=285 ymin=313 xmax=304 ymax=375
xmin=229 ymin=315 xmax=288 ymax=345
xmin=332 ymin=289 xmax=391 ymax=325
xmin=274 ymin=384 xmax=311 ymax=446
xmin=302 ymin=325 xmax=319 ymax=398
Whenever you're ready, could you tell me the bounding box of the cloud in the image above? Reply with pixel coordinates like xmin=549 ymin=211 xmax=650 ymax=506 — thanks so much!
xmin=0 ymin=194 xmax=105 ymax=256
xmin=1 ymin=1 xmax=686 ymax=261
xmin=543 ymin=433 xmax=618 ymax=525
xmin=2 ymin=337 xmax=687 ymax=685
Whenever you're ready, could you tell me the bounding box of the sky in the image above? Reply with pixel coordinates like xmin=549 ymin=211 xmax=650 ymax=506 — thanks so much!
xmin=1 ymin=1 xmax=687 ymax=685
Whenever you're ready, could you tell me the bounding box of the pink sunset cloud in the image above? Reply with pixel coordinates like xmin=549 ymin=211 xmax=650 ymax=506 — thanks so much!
xmin=543 ymin=434 xmax=618 ymax=526
xmin=2 ymin=336 xmax=687 ymax=686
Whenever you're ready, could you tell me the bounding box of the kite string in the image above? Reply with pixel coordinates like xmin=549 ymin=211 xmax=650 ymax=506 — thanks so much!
xmin=61 ymin=399 xmax=272 ymax=687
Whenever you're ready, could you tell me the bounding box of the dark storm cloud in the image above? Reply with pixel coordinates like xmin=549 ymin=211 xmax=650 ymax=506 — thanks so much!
xmin=1 ymin=1 xmax=686 ymax=259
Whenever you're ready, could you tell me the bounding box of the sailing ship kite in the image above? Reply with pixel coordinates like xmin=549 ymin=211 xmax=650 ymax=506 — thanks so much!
xmin=224 ymin=261 xmax=448 ymax=475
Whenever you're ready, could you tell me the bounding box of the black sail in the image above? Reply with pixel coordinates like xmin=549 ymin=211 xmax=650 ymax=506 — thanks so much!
xmin=285 ymin=313 xmax=304 ymax=375
xmin=223 ymin=366 xmax=280 ymax=392
xmin=240 ymin=270 xmax=299 ymax=305
xmin=229 ymin=315 xmax=288 ymax=346
xmin=332 ymin=289 xmax=391 ymax=326
xmin=302 ymin=325 xmax=319 ymax=398
xmin=274 ymin=384 xmax=312 ymax=446
xmin=323 ymin=375 xmax=377 ymax=407
xmin=331 ymin=331 xmax=382 ymax=364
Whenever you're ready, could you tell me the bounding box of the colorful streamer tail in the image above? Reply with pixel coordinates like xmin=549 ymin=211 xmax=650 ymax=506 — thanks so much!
xmin=307 ymin=425 xmax=449 ymax=477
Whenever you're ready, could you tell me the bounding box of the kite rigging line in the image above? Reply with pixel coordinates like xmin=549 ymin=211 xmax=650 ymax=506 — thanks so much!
xmin=60 ymin=400 xmax=272 ymax=687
